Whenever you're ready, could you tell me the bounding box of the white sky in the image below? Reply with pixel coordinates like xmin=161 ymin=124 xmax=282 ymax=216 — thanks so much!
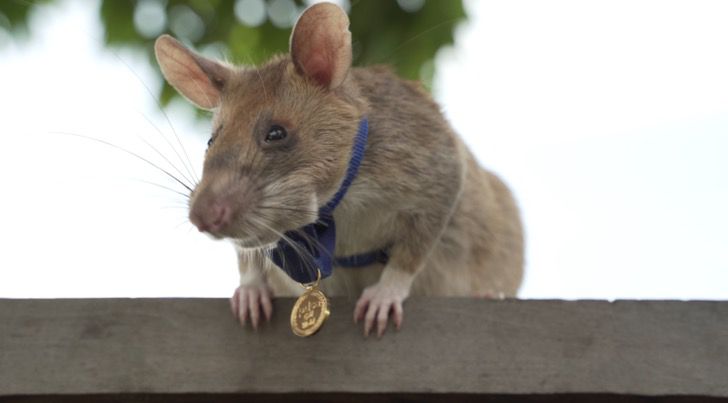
xmin=0 ymin=0 xmax=726 ymax=299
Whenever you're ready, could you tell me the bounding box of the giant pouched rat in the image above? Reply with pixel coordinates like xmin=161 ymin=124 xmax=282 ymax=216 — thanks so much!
xmin=154 ymin=2 xmax=524 ymax=337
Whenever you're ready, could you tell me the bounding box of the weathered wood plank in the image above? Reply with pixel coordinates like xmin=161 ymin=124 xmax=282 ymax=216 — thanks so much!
xmin=0 ymin=298 xmax=726 ymax=400
xmin=2 ymin=394 xmax=727 ymax=403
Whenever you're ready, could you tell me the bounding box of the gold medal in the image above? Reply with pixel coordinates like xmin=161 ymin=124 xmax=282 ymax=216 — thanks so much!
xmin=290 ymin=270 xmax=330 ymax=337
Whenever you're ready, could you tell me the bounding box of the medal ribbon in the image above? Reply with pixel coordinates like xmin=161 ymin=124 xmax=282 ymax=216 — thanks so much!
xmin=271 ymin=118 xmax=382 ymax=283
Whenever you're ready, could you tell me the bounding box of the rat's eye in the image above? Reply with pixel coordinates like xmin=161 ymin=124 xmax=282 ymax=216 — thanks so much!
xmin=207 ymin=137 xmax=214 ymax=148
xmin=265 ymin=125 xmax=287 ymax=143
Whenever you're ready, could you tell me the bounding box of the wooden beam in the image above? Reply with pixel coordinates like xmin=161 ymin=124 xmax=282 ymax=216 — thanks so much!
xmin=1 ymin=298 xmax=726 ymax=402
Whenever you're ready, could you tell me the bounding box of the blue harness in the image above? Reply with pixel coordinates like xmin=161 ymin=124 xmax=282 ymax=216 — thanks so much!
xmin=270 ymin=118 xmax=389 ymax=283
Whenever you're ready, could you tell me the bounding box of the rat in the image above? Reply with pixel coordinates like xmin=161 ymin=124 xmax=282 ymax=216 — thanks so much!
xmin=154 ymin=2 xmax=524 ymax=337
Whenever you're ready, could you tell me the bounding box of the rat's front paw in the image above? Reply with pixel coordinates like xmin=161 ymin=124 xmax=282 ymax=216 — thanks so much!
xmin=353 ymin=283 xmax=407 ymax=337
xmin=230 ymin=282 xmax=273 ymax=329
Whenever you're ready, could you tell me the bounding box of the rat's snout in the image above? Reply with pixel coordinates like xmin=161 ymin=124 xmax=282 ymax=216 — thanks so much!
xmin=188 ymin=173 xmax=252 ymax=237
xmin=189 ymin=200 xmax=233 ymax=233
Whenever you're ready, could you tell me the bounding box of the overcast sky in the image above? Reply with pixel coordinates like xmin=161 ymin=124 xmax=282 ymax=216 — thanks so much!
xmin=1 ymin=0 xmax=726 ymax=299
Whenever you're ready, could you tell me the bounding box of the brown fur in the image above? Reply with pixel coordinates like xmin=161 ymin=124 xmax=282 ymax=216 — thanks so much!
xmin=279 ymin=66 xmax=524 ymax=298
xmin=155 ymin=3 xmax=524 ymax=332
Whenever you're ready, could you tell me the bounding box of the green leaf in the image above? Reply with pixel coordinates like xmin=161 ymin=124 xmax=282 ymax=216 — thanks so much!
xmin=5 ymin=0 xmax=467 ymax=120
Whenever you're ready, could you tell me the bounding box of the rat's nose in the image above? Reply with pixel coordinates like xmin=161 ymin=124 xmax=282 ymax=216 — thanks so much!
xmin=189 ymin=201 xmax=232 ymax=233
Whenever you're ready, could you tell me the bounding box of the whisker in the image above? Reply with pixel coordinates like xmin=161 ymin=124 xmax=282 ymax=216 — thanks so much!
xmin=374 ymin=18 xmax=461 ymax=67
xmin=248 ymin=216 xmax=319 ymax=278
xmin=108 ymin=51 xmax=200 ymax=185
xmin=175 ymin=219 xmax=193 ymax=230
xmin=267 ymin=224 xmax=324 ymax=280
xmin=256 ymin=204 xmax=318 ymax=216
xmin=292 ymin=227 xmax=335 ymax=261
xmin=132 ymin=178 xmax=190 ymax=199
xmin=135 ymin=112 xmax=197 ymax=187
xmin=52 ymin=131 xmax=193 ymax=193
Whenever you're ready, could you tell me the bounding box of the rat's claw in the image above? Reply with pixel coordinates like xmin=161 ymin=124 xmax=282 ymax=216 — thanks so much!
xmin=230 ymin=288 xmax=239 ymax=317
xmin=353 ymin=296 xmax=368 ymax=324
xmin=231 ymin=283 xmax=273 ymax=329
xmin=376 ymin=302 xmax=390 ymax=337
xmin=238 ymin=290 xmax=249 ymax=324
xmin=261 ymin=288 xmax=273 ymax=321
xmin=355 ymin=283 xmax=407 ymax=337
xmin=249 ymin=289 xmax=260 ymax=329
xmin=363 ymin=301 xmax=378 ymax=337
xmin=393 ymin=301 xmax=403 ymax=330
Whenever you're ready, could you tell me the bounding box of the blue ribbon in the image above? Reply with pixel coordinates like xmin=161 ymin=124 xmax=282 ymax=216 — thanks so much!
xmin=270 ymin=118 xmax=387 ymax=284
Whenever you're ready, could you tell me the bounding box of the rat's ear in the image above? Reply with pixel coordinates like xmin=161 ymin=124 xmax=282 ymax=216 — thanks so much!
xmin=290 ymin=2 xmax=352 ymax=90
xmin=154 ymin=35 xmax=230 ymax=110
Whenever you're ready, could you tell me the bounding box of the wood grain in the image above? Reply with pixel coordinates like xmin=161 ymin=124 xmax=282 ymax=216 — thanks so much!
xmin=1 ymin=298 xmax=726 ymax=400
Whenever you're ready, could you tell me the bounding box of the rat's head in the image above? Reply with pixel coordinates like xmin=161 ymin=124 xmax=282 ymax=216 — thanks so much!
xmin=154 ymin=3 xmax=361 ymax=247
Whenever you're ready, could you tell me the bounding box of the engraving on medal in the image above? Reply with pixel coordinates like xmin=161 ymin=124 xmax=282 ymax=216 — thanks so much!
xmin=290 ymin=288 xmax=329 ymax=337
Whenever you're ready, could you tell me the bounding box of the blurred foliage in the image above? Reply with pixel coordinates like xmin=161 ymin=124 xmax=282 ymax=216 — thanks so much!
xmin=0 ymin=0 xmax=52 ymax=39
xmin=1 ymin=0 xmax=466 ymax=112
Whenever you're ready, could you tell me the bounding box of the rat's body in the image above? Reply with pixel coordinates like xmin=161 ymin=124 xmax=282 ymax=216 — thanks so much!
xmin=267 ymin=65 xmax=523 ymax=300
xmin=155 ymin=2 xmax=523 ymax=336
